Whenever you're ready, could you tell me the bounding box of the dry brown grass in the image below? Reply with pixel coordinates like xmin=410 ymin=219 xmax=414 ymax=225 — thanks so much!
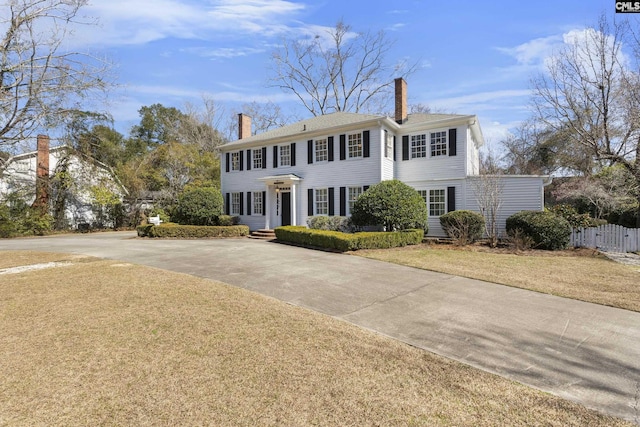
xmin=356 ymin=244 xmax=640 ymax=312
xmin=0 ymin=251 xmax=632 ymax=426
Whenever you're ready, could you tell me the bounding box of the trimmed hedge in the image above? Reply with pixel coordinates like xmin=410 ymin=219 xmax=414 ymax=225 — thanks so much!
xmin=137 ymin=223 xmax=249 ymax=238
xmin=307 ymin=216 xmax=352 ymax=232
xmin=506 ymin=210 xmax=571 ymax=250
xmin=274 ymin=226 xmax=424 ymax=252
xmin=439 ymin=210 xmax=485 ymax=244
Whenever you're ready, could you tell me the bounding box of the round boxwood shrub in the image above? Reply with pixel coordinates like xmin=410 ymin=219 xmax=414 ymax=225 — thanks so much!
xmin=351 ymin=180 xmax=428 ymax=232
xmin=174 ymin=187 xmax=224 ymax=226
xmin=439 ymin=210 xmax=485 ymax=244
xmin=506 ymin=210 xmax=571 ymax=250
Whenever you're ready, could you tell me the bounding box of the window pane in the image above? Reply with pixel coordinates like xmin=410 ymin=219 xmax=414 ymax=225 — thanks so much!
xmin=253 ymin=192 xmax=263 ymax=215
xmin=231 ymin=152 xmax=240 ymax=171
xmin=348 ymin=133 xmax=362 ymax=158
xmin=252 ymin=149 xmax=262 ymax=169
xmin=429 ymin=189 xmax=445 ymax=217
xmin=231 ymin=192 xmax=241 ymax=215
xmin=430 ymin=131 xmax=447 ymax=157
xmin=315 ymin=139 xmax=327 ymax=162
xmin=315 ymin=188 xmax=328 ymax=215
xmin=411 ymin=134 xmax=426 ymax=158
xmin=348 ymin=186 xmax=362 ymax=215
xmin=280 ymin=145 xmax=290 ymax=166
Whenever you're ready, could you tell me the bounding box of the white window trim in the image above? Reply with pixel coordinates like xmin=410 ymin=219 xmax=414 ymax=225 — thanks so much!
xmin=279 ymin=144 xmax=291 ymax=167
xmin=252 ymin=191 xmax=263 ymax=216
xmin=347 ymin=132 xmax=363 ymax=159
xmin=385 ymin=130 xmax=393 ymax=159
xmin=411 ymin=134 xmax=427 ymax=159
xmin=315 ymin=188 xmax=328 ymax=216
xmin=430 ymin=131 xmax=447 ymax=157
xmin=428 ymin=189 xmax=446 ymax=217
xmin=315 ymin=139 xmax=328 ymax=163
xmin=252 ymin=148 xmax=263 ymax=169
xmin=347 ymin=186 xmax=363 ymax=216
xmin=231 ymin=192 xmax=241 ymax=215
xmin=230 ymin=152 xmax=241 ymax=171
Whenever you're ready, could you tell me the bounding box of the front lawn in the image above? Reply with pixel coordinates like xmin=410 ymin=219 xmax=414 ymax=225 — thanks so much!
xmin=356 ymin=244 xmax=640 ymax=312
xmin=0 ymin=250 xmax=630 ymax=426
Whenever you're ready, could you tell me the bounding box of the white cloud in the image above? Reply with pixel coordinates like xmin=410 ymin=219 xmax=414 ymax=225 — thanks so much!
xmin=183 ymin=46 xmax=266 ymax=59
xmin=75 ymin=0 xmax=306 ymax=46
xmin=496 ymin=34 xmax=563 ymax=67
xmin=431 ymin=89 xmax=532 ymax=113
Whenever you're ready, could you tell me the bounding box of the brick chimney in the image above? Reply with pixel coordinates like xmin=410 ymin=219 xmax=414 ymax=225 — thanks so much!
xmin=394 ymin=78 xmax=408 ymax=124
xmin=238 ymin=113 xmax=252 ymax=139
xmin=34 ymin=134 xmax=50 ymax=209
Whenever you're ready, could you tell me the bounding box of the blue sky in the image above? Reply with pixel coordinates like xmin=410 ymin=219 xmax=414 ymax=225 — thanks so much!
xmin=73 ymin=0 xmax=618 ymax=150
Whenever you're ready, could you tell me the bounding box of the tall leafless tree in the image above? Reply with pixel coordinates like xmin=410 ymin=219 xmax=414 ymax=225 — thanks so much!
xmin=531 ymin=15 xmax=640 ymax=225
xmin=269 ymin=20 xmax=414 ymax=116
xmin=0 ymin=0 xmax=112 ymax=147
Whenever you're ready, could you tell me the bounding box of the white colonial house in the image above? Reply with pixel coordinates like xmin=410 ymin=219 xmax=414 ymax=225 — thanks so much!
xmin=220 ymin=79 xmax=550 ymax=237
xmin=0 ymin=137 xmax=126 ymax=228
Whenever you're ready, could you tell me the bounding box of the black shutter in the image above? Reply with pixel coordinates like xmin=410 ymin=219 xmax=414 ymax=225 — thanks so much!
xmin=307 ymin=189 xmax=314 ymax=216
xmin=339 ymin=135 xmax=346 ymax=160
xmin=262 ymin=147 xmax=267 ymax=169
xmin=339 ymin=187 xmax=346 ymax=216
xmin=239 ymin=192 xmax=244 ymax=215
xmin=449 ymin=128 xmax=457 ymax=156
xmin=363 ymin=130 xmax=370 ymax=158
xmin=307 ymin=140 xmax=313 ymax=164
xmin=225 ymin=153 xmax=230 ymax=172
xmin=225 ymin=193 xmax=230 ymax=215
xmin=262 ymin=191 xmax=266 ymax=215
xmin=363 ymin=185 xmax=370 ymax=192
xmin=291 ymin=143 xmax=296 ymax=166
xmin=273 ymin=146 xmax=278 ymax=168
xmin=447 ymin=187 xmax=456 ymax=212
xmin=393 ymin=136 xmax=397 ymax=161
xmin=402 ymin=136 xmax=409 ymax=160
xmin=239 ymin=150 xmax=244 ymax=171
xmin=246 ymin=149 xmax=251 ymax=170
xmin=328 ymin=136 xmax=334 ymax=162
xmin=246 ymin=192 xmax=252 ymax=216
xmin=328 ymin=187 xmax=335 ymax=216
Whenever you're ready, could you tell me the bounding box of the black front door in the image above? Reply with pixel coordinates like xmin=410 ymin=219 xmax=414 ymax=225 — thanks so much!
xmin=281 ymin=192 xmax=291 ymax=226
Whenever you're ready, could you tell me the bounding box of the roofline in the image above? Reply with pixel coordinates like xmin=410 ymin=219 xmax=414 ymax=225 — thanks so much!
xmin=221 ymin=114 xmax=485 ymax=152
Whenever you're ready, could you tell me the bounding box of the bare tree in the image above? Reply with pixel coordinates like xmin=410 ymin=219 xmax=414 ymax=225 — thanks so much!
xmin=471 ymin=172 xmax=504 ymax=248
xmin=269 ymin=20 xmax=414 ymax=116
xmin=0 ymin=0 xmax=112 ymax=147
xmin=181 ymin=96 xmax=227 ymax=152
xmin=531 ymin=15 xmax=640 ymax=225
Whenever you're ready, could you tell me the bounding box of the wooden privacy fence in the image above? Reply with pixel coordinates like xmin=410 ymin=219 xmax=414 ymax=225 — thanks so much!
xmin=570 ymin=224 xmax=640 ymax=253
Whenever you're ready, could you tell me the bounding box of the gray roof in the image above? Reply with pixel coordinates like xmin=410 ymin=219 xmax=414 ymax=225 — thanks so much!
xmin=222 ymin=111 xmax=471 ymax=149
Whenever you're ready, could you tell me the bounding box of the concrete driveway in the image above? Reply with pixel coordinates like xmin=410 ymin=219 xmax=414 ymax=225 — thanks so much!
xmin=1 ymin=231 xmax=639 ymax=424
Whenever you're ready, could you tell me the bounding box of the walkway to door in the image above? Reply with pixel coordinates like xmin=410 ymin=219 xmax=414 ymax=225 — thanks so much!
xmin=1 ymin=232 xmax=639 ymax=424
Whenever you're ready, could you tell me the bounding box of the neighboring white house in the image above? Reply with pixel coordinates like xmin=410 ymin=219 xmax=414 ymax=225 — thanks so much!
xmin=0 ymin=140 xmax=126 ymax=229
xmin=220 ymin=79 xmax=551 ymax=237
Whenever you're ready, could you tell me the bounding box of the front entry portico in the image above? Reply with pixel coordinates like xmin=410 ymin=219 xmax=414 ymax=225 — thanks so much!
xmin=258 ymin=174 xmax=303 ymax=230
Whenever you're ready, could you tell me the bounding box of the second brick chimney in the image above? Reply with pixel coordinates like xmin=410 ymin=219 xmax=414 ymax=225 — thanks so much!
xmin=238 ymin=113 xmax=252 ymax=139
xmin=394 ymin=78 xmax=408 ymax=124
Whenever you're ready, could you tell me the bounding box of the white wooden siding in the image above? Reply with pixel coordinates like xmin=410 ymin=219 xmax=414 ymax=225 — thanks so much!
xmin=464 ymin=176 xmax=545 ymax=238
xmin=466 ymin=128 xmax=480 ymax=176
xmin=409 ymin=179 xmax=465 ymax=237
xmin=395 ymin=125 xmax=468 ymax=183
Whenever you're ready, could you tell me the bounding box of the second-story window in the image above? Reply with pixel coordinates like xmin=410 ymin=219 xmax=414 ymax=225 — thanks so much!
xmin=252 ymin=148 xmax=262 ymax=169
xmin=430 ymin=131 xmax=447 ymax=157
xmin=385 ymin=130 xmax=393 ymax=159
xmin=231 ymin=152 xmax=241 ymax=171
xmin=280 ymin=145 xmax=291 ymax=167
xmin=315 ymin=139 xmax=327 ymax=162
xmin=348 ymin=133 xmax=362 ymax=158
xmin=411 ymin=134 xmax=427 ymax=158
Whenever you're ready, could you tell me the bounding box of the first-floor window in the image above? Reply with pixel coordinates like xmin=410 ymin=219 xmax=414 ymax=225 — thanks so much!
xmin=315 ymin=188 xmax=328 ymax=215
xmin=417 ymin=190 xmax=428 ymax=204
xmin=429 ymin=189 xmax=445 ymax=217
xmin=348 ymin=186 xmax=363 ymax=215
xmin=252 ymin=192 xmax=263 ymax=215
xmin=231 ymin=192 xmax=241 ymax=215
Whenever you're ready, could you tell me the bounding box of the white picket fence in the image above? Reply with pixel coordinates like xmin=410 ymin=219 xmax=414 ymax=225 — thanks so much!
xmin=570 ymin=224 xmax=640 ymax=253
